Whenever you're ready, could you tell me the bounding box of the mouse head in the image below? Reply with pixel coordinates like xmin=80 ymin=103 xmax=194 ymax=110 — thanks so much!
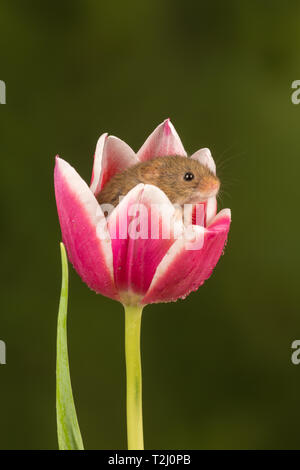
xmin=140 ymin=155 xmax=220 ymax=205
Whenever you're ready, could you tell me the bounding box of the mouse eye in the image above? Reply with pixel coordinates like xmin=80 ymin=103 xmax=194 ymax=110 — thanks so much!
xmin=184 ymin=172 xmax=194 ymax=181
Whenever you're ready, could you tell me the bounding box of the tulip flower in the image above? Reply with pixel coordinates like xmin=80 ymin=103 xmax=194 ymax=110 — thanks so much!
xmin=54 ymin=119 xmax=231 ymax=450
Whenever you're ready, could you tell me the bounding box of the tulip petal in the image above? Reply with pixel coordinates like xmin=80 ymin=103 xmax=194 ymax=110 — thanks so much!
xmin=107 ymin=183 xmax=181 ymax=302
xmin=90 ymin=135 xmax=139 ymax=196
xmin=142 ymin=209 xmax=231 ymax=304
xmin=90 ymin=133 xmax=107 ymax=195
xmin=191 ymin=148 xmax=216 ymax=175
xmin=191 ymin=203 xmax=205 ymax=226
xmin=137 ymin=119 xmax=187 ymax=162
xmin=54 ymin=157 xmax=119 ymax=300
xmin=190 ymin=147 xmax=218 ymax=227
xmin=206 ymin=196 xmax=217 ymax=226
xmin=191 ymin=197 xmax=217 ymax=227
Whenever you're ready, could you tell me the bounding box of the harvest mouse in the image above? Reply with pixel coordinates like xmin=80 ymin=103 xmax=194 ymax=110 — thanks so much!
xmin=97 ymin=155 xmax=220 ymax=209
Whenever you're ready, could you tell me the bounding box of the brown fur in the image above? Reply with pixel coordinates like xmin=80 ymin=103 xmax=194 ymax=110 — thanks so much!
xmin=97 ymin=155 xmax=220 ymax=207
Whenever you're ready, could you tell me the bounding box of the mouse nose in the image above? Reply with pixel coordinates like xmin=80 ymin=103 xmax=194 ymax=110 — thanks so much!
xmin=199 ymin=176 xmax=220 ymax=197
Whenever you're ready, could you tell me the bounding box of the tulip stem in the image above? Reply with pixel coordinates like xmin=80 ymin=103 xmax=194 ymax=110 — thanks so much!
xmin=124 ymin=304 xmax=144 ymax=450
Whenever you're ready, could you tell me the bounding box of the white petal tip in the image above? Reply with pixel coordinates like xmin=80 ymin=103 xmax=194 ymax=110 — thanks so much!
xmin=191 ymin=148 xmax=216 ymax=174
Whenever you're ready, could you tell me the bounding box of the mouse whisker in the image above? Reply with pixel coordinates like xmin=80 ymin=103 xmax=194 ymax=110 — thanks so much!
xmin=218 ymin=188 xmax=232 ymax=202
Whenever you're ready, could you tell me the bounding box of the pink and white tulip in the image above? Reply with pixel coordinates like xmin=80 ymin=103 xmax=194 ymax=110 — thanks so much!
xmin=54 ymin=119 xmax=231 ymax=305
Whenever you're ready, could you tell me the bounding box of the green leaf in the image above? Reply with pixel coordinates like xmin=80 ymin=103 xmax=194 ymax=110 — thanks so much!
xmin=56 ymin=242 xmax=84 ymax=450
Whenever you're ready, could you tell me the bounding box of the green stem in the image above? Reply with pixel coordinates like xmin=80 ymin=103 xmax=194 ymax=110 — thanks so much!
xmin=56 ymin=243 xmax=84 ymax=450
xmin=124 ymin=304 xmax=144 ymax=450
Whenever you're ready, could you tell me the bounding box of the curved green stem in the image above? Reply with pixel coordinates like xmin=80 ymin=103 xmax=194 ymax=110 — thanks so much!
xmin=124 ymin=304 xmax=144 ymax=450
xmin=56 ymin=243 xmax=84 ymax=450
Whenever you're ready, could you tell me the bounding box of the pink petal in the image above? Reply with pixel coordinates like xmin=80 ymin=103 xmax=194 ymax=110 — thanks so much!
xmin=137 ymin=119 xmax=187 ymax=162
xmin=190 ymin=148 xmax=217 ymax=226
xmin=54 ymin=157 xmax=119 ymax=300
xmin=191 ymin=203 xmax=206 ymax=226
xmin=191 ymin=148 xmax=216 ymax=174
xmin=90 ymin=133 xmax=107 ymax=194
xmin=90 ymin=135 xmax=138 ymax=196
xmin=206 ymin=196 xmax=217 ymax=226
xmin=142 ymin=209 xmax=231 ymax=304
xmin=107 ymin=184 xmax=180 ymax=302
xmin=191 ymin=197 xmax=217 ymax=227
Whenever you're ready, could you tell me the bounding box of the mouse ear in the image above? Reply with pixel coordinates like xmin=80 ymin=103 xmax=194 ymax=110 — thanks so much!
xmin=138 ymin=161 xmax=162 ymax=183
xmin=191 ymin=148 xmax=216 ymax=175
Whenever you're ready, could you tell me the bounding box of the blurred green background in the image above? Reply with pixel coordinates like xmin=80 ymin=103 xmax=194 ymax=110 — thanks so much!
xmin=1 ymin=0 xmax=300 ymax=450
